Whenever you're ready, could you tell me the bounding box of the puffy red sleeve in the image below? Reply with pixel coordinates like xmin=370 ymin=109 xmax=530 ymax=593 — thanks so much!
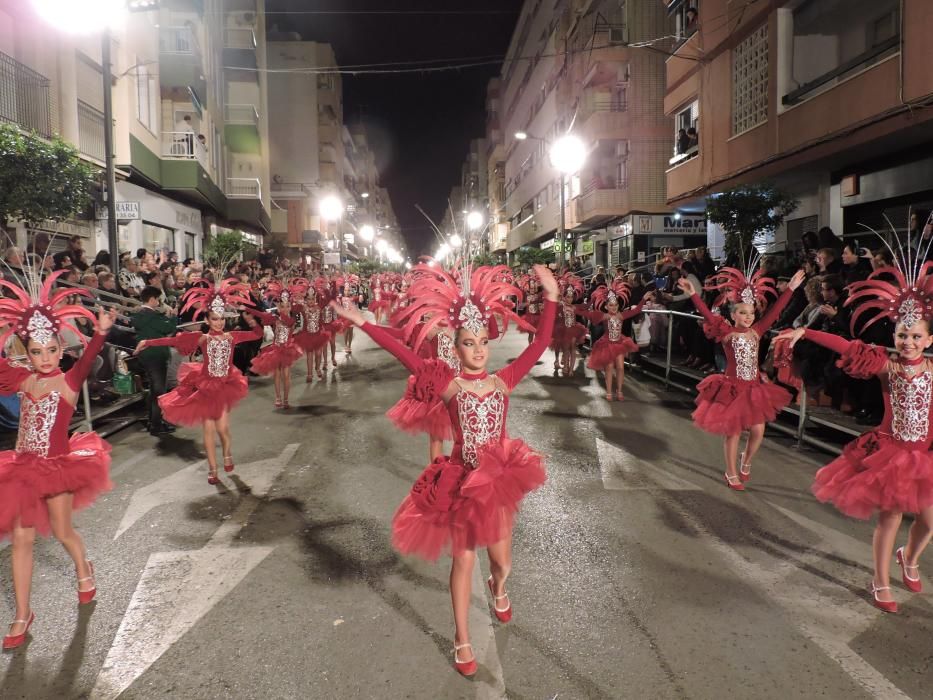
xmin=145 ymin=331 xmax=203 ymax=356
xmin=0 ymin=357 xmax=32 ymax=395
xmin=691 ymin=294 xmax=732 ymax=342
xmin=753 ymin=287 xmax=794 ymax=335
xmin=497 ymin=300 xmax=557 ymax=391
xmin=361 ymin=322 xmax=423 ymax=374
xmin=230 ymin=326 xmax=264 ymax=344
xmin=804 ymin=330 xmax=888 ymax=379
xmin=620 ymin=299 xmax=647 ymax=321
xmin=65 ymin=331 xmax=107 ymax=391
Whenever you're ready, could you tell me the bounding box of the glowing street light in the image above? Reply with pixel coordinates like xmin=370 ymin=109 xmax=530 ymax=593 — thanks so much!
xmin=31 ymin=0 xmax=127 ymax=33
xmin=375 ymin=239 xmax=388 ymax=254
xmin=319 ymin=195 xmax=344 ymax=221
xmin=549 ymin=134 xmax=587 ymax=175
xmin=359 ymin=224 xmax=375 ymax=242
xmin=514 ymin=131 xmax=529 ymax=141
xmin=449 ymin=234 xmax=463 ymax=249
xmin=361 ymin=192 xmax=370 ymax=199
xmin=466 ymin=211 xmax=484 ymax=231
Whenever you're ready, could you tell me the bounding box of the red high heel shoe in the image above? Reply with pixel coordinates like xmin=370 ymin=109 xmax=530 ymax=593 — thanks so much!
xmin=78 ymin=561 xmax=96 ymax=605
xmin=453 ymin=642 xmax=477 ymax=676
xmin=615 ymin=391 xmax=624 ymax=402
xmin=870 ymin=581 xmax=898 ymax=613
xmin=3 ymin=612 xmax=35 ymax=650
xmin=317 ymin=369 xmax=324 ymax=379
xmin=486 ymin=576 xmax=512 ymax=623
xmin=896 ymin=547 xmax=922 ymax=593
xmin=739 ymin=451 xmax=752 ymax=483
xmin=207 ymin=468 xmax=220 ymax=486
xmin=223 ymin=456 xmax=235 ymax=473
xmin=724 ymin=473 xmax=745 ymax=491
xmin=305 ymin=375 xmax=313 ymax=383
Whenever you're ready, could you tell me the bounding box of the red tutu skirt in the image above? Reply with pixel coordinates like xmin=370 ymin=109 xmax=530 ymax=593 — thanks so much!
xmin=251 ymin=342 xmax=303 ymax=375
xmin=549 ymin=323 xmax=586 ymax=352
xmin=392 ymin=438 xmax=546 ymax=561
xmin=587 ymin=336 xmax=638 ymax=370
xmin=326 ymin=319 xmax=349 ymax=335
xmin=813 ymin=432 xmax=933 ymax=519
xmin=523 ymin=313 xmax=540 ymax=333
xmin=159 ymin=363 xmax=249 ymax=426
xmin=387 ymin=397 xmax=454 ymax=441
xmin=692 ymin=374 xmax=790 ymax=435
xmin=369 ymin=299 xmax=392 ymax=314
xmin=0 ymin=433 xmax=112 ymax=540
xmin=294 ymin=330 xmax=331 ymax=353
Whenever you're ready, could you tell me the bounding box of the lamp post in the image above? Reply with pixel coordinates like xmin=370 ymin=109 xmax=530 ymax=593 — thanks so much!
xmin=319 ymin=194 xmax=343 ymax=269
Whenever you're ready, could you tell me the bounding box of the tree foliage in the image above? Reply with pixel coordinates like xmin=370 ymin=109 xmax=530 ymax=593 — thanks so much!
xmin=204 ymin=229 xmax=249 ymax=267
xmin=513 ymin=246 xmax=554 ymax=268
xmin=0 ymin=123 xmax=98 ymax=228
xmin=471 ymin=251 xmax=501 ymax=267
xmin=705 ymin=184 xmax=799 ymax=267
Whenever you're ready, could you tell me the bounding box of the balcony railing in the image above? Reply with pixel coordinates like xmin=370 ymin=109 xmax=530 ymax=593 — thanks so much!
xmin=162 ymin=131 xmax=209 ymax=170
xmin=224 ymin=27 xmax=256 ymax=50
xmin=576 ymin=187 xmax=627 ymax=222
xmin=160 ymin=26 xmax=201 ymax=55
xmin=227 ymin=177 xmax=261 ymax=199
xmin=224 ymin=103 xmax=259 ymax=125
xmin=0 ymin=51 xmax=52 ymax=137
xmin=77 ymin=100 xmax=105 ymax=161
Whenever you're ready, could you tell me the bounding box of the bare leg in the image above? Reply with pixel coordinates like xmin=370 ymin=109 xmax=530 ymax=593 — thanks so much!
xmin=330 ymin=336 xmax=337 ymax=363
xmin=306 ymin=351 xmax=313 ymax=378
xmin=604 ymin=365 xmax=614 ymax=398
xmin=904 ymin=505 xmax=933 ymax=569
xmin=216 ymin=411 xmax=232 ymax=460
xmin=553 ymin=349 xmax=561 ymax=371
xmin=203 ymin=418 xmax=218 ymax=473
xmin=742 ymin=423 xmax=766 ymax=465
xmin=429 ymin=437 xmax=443 ymax=462
xmin=346 ymin=327 xmax=354 ymax=352
xmin=450 ymin=550 xmax=476 ymax=663
xmin=487 ymin=533 xmax=513 ymax=601
xmin=47 ymin=493 xmax=93 ymax=590
xmin=873 ymin=510 xmax=903 ymax=602
xmin=273 ymin=368 xmax=282 ymax=403
xmin=615 ymin=356 xmax=626 ymax=397
xmin=723 ymin=433 xmax=741 ymax=478
xmin=8 ymin=523 xmax=36 ymax=635
xmin=283 ymin=367 xmax=291 ymax=404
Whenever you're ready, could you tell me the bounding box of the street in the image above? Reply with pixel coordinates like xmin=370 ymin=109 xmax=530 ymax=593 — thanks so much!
xmin=1 ymin=328 xmax=930 ymax=700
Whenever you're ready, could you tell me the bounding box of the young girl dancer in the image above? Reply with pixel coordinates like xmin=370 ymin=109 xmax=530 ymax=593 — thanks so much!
xmin=677 ymin=266 xmax=804 ymax=490
xmin=0 ymin=271 xmax=115 ymax=649
xmin=577 ymin=281 xmax=650 ymax=400
xmin=134 ymin=278 xmax=262 ymax=484
xmin=333 ymin=263 xmax=558 ymax=676
xmin=250 ymin=281 xmax=302 ymax=409
xmin=291 ymin=278 xmax=331 ymax=382
xmin=778 ymin=244 xmax=933 ymax=612
xmin=519 ymin=272 xmax=543 ymax=345
xmin=319 ymin=278 xmax=341 ymax=370
xmin=368 ymin=273 xmax=391 ymax=324
xmin=551 ymin=273 xmax=586 ymax=376
xmin=337 ymin=274 xmax=362 ymax=355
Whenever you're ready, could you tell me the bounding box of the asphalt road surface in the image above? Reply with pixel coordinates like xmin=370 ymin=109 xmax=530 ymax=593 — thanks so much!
xmin=0 ymin=328 xmax=930 ymax=699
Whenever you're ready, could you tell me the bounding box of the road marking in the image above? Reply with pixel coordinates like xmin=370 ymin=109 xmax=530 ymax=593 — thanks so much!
xmin=91 ymin=445 xmax=300 ymax=700
xmin=114 ymin=444 xmax=300 ymax=539
xmin=596 ymin=438 xmax=701 ymax=491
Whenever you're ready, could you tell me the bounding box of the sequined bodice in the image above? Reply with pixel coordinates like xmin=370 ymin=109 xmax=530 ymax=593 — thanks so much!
xmin=436 ymin=332 xmax=461 ymax=372
xmin=374 ymin=288 xmax=382 ymax=301
xmin=16 ymin=391 xmax=60 ymax=457
xmin=205 ymin=336 xmax=232 ymax=377
xmin=562 ymin=305 xmax=576 ymax=328
xmin=527 ymin=293 xmax=539 ymax=315
xmin=607 ymin=316 xmax=622 ymax=341
xmin=274 ymin=321 xmax=291 ymax=345
xmin=305 ymin=306 xmax=321 ymax=333
xmin=293 ymin=309 xmax=305 ymax=333
xmin=725 ymin=332 xmax=759 ymax=381
xmin=341 ymin=297 xmax=352 ymax=310
xmin=323 ymin=305 xmax=334 ymax=323
xmin=889 ymin=370 xmax=932 ymax=442
xmin=453 ymin=390 xmax=506 ymax=467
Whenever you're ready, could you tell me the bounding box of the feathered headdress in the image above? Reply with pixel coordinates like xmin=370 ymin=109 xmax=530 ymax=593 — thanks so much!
xmin=558 ymin=273 xmax=584 ymax=301
xmin=180 ymin=277 xmax=254 ymax=320
xmin=846 ymin=213 xmax=933 ymax=332
xmin=288 ymin=277 xmax=311 ymax=300
xmin=591 ymin=281 xmax=631 ymax=311
xmin=336 ymin=274 xmax=360 ymax=291
xmin=704 ymin=253 xmax=776 ymax=306
xmin=263 ymin=280 xmax=291 ymax=304
xmin=0 ymin=268 xmax=97 ymax=348
xmin=518 ymin=273 xmax=541 ymax=293
xmin=312 ymin=276 xmax=332 ymax=303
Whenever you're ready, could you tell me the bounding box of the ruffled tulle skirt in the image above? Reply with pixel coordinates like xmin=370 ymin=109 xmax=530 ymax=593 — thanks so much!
xmin=392 ymin=438 xmax=547 ymax=561
xmin=294 ymin=330 xmax=331 ymax=353
xmin=251 ymin=342 xmax=303 ymax=375
xmin=586 ymin=336 xmax=638 ymax=370
xmin=523 ymin=313 xmax=540 ymax=333
xmin=549 ymin=323 xmax=587 ymax=352
xmin=387 ymin=397 xmax=454 ymax=441
xmin=159 ymin=363 xmax=250 ymax=426
xmin=813 ymin=432 xmax=933 ymax=519
xmin=368 ymin=299 xmax=392 ymax=314
xmin=0 ymin=433 xmax=112 ymax=539
xmin=692 ymin=374 xmax=790 ymax=435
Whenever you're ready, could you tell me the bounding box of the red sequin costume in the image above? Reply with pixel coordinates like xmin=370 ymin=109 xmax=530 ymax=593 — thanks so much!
xmin=363 ymin=299 xmax=557 ymax=560
xmin=0 ymin=331 xmax=112 ymax=539
xmin=519 ymin=274 xmax=543 ymax=332
xmin=688 ymin=288 xmax=794 ymax=435
xmin=550 ymin=273 xmax=586 ymax=352
xmin=578 ymin=301 xmax=646 ymax=370
xmin=250 ymin=308 xmax=302 ymax=375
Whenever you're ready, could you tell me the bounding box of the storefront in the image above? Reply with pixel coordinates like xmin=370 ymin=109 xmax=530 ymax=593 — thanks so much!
xmin=607 ymin=213 xmax=708 ymax=268
xmin=19 ymin=217 xmax=96 ymax=257
xmin=104 ymin=181 xmax=204 ymax=259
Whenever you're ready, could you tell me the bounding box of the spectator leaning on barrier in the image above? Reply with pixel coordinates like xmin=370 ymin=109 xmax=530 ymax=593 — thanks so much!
xmin=132 ymin=286 xmax=178 ymax=436
xmin=118 ymin=255 xmax=145 ymax=297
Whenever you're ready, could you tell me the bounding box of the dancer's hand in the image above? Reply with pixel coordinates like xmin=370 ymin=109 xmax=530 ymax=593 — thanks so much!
xmin=97 ymin=307 xmax=116 ymax=333
xmin=134 ymin=340 xmax=147 ymax=355
xmin=677 ymin=277 xmax=696 ymax=296
xmin=330 ymin=300 xmax=365 ymax=327
xmin=775 ymin=327 xmax=806 ymax=348
xmin=787 ymin=269 xmax=806 ymax=291
xmin=534 ymin=264 xmax=559 ymax=301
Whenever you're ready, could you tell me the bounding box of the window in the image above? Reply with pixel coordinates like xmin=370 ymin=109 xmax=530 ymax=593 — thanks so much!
xmin=143 ymin=222 xmax=174 ymax=256
xmin=136 ymin=60 xmax=158 ymax=132
xmin=185 ymin=232 xmax=197 ymax=260
xmin=732 ymin=24 xmax=768 ymax=135
xmin=783 ymin=0 xmax=899 ymax=106
xmin=669 ymin=0 xmax=700 ymax=42
xmin=670 ymin=101 xmax=699 ymax=164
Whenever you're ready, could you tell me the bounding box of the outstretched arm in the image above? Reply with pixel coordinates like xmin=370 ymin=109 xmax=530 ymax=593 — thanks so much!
xmin=776 ymin=327 xmax=852 ymax=355
xmin=574 ymin=305 xmax=604 ymax=324
xmin=497 ymin=300 xmax=557 ymax=390
xmin=754 ymin=271 xmax=806 ymax=333
xmin=65 ymin=308 xmax=116 ymax=390
xmin=620 ymin=298 xmax=648 ymax=321
xmin=332 ymin=300 xmax=423 ymax=373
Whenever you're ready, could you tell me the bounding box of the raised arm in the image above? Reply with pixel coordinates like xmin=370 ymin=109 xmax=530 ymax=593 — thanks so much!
xmin=360 ymin=321 xmax=424 ymax=373
xmin=574 ymin=304 xmax=604 ymax=324
xmin=620 ymin=298 xmax=648 ymax=321
xmin=802 ymin=329 xmax=852 ymax=355
xmin=753 ymin=270 xmax=806 ymax=334
xmin=230 ymin=324 xmax=265 ymax=344
xmin=65 ymin=325 xmax=108 ymax=391
xmin=688 ymin=293 xmax=718 ymax=325
xmin=497 ymin=299 xmax=557 ymax=391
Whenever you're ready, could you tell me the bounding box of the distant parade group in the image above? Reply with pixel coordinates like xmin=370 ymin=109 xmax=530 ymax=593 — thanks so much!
xmin=0 ymin=227 xmax=931 ymax=677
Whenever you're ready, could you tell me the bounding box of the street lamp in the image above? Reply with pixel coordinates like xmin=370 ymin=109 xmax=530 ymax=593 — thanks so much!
xmin=359 ymin=224 xmax=375 ymax=242
xmin=549 ymin=134 xmax=587 ymax=267
xmin=449 ymin=234 xmax=463 ymax=249
xmin=319 ymin=195 xmax=343 ymax=267
xmin=466 ymin=211 xmax=484 ymax=231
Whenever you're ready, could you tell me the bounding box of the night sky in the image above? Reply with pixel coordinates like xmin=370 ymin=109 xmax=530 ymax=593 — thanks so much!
xmin=265 ymin=0 xmax=524 ymax=256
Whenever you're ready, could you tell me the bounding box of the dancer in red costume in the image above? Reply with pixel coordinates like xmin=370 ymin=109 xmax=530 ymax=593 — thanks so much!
xmin=291 ymin=278 xmax=331 ymax=382
xmin=368 ymin=273 xmax=393 ymax=324
xmin=332 ymin=263 xmax=558 ymax=676
xmin=519 ymin=272 xmax=543 ymax=345
xmin=778 ymin=234 xmax=933 ymax=613
xmin=250 ymin=281 xmax=302 ymax=408
xmin=677 ymin=266 xmax=805 ymax=490
xmin=319 ymin=277 xmax=341 ymax=369
xmin=337 ymin=274 xmax=362 ymax=355
xmin=551 ymin=272 xmax=586 ymax=376
xmin=577 ymin=281 xmax=651 ymax=400
xmin=0 ymin=270 xmax=115 ymax=649
xmin=134 ymin=278 xmax=261 ymax=484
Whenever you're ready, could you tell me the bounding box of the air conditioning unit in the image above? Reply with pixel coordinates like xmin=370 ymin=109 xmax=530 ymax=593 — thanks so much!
xmin=616 ymin=140 xmax=630 ymax=158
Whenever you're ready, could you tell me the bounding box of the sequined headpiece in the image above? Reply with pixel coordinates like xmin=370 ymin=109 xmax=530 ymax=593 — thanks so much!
xmin=518 ymin=273 xmax=541 ymax=293
xmin=558 ymin=273 xmax=584 ymax=302
xmin=846 ymin=213 xmax=933 ymax=332
xmin=288 ymin=277 xmax=311 ymax=301
xmin=591 ymin=281 xmax=631 ymax=311
xmin=263 ymin=280 xmax=290 ymax=304
xmin=180 ymin=277 xmax=254 ymax=320
xmin=705 ymin=253 xmax=776 ymax=307
xmin=0 ymin=269 xmax=97 ymax=347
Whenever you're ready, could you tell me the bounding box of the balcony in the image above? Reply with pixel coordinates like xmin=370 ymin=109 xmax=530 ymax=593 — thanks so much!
xmin=270 ymin=181 xmax=310 ymax=199
xmin=507 ymin=199 xmax=559 ymax=251
xmin=227 ymin=177 xmax=261 ymax=199
xmin=224 ymin=104 xmax=260 ymax=153
xmin=159 ymin=26 xmax=206 ymax=94
xmin=224 ymin=27 xmax=257 ymax=72
xmin=161 ymin=131 xmax=209 ymax=170
xmin=572 ymin=186 xmax=629 ymax=229
xmin=77 ymin=101 xmax=105 ymax=162
xmin=226 ymin=177 xmax=269 ymax=233
xmin=0 ymin=51 xmax=52 ymax=138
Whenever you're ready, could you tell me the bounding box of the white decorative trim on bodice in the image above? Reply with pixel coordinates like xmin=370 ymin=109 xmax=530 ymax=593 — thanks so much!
xmin=456 ymin=390 xmax=505 ymax=467
xmin=306 ymin=307 xmax=321 ymax=333
xmin=562 ymin=305 xmax=575 ymax=328
xmin=206 ymin=336 xmax=232 ymax=377
xmin=16 ymin=391 xmax=59 ymax=456
xmin=607 ymin=316 xmax=622 ymax=341
xmin=274 ymin=321 xmax=290 ymax=345
xmin=731 ymin=333 xmax=758 ymax=381
xmin=890 ymin=370 xmax=932 ymax=442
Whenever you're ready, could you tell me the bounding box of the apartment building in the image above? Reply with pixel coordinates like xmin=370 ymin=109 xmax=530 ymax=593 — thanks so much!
xmin=496 ymin=0 xmax=673 ymax=268
xmin=485 ymin=78 xmax=509 ymax=257
xmin=664 ymin=0 xmax=933 ymax=254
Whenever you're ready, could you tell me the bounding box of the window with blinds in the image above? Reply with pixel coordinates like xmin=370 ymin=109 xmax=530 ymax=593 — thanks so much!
xmin=136 ymin=60 xmax=158 ymax=133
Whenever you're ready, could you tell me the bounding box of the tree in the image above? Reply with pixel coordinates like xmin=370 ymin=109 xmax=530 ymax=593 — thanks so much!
xmin=203 ymin=229 xmax=249 ymax=268
xmin=0 ymin=123 xmax=98 ymax=233
xmin=349 ymin=259 xmax=382 ymax=278
xmin=705 ymin=183 xmax=798 ymax=267
xmin=513 ymin=246 xmax=554 ymax=269
xmin=472 ymin=251 xmax=500 ymax=267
